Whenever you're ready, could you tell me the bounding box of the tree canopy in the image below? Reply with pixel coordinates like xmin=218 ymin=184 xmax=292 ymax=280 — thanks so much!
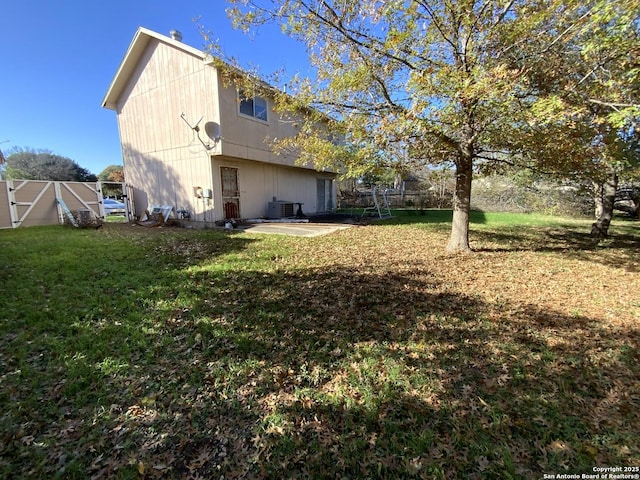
xmin=4 ymin=147 xmax=97 ymax=182
xmin=223 ymin=0 xmax=639 ymax=252
xmin=98 ymin=165 xmax=125 ymax=197
xmin=98 ymin=165 xmax=124 ymax=183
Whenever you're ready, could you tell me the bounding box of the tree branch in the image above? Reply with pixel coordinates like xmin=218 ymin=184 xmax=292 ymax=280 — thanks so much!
xmin=303 ymin=0 xmax=419 ymax=71
xmin=587 ymin=99 xmax=640 ymax=110
xmin=413 ymin=0 xmax=459 ymax=54
xmin=539 ymin=6 xmax=596 ymax=55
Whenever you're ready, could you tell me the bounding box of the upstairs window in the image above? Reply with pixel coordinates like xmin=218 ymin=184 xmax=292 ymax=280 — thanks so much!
xmin=238 ymin=90 xmax=268 ymax=122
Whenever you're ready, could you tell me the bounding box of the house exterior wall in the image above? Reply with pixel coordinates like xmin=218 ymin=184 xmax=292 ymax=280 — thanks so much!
xmin=211 ymin=82 xmax=338 ymax=220
xmin=212 ymin=156 xmax=336 ymax=219
xmin=115 ymin=39 xmax=220 ymax=221
xmin=109 ymin=30 xmax=338 ymax=223
xmin=217 ymin=82 xmax=309 ymax=170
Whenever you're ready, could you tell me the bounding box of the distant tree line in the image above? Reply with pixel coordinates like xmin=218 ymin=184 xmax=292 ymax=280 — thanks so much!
xmin=1 ymin=148 xmax=124 ymax=193
xmin=3 ymin=147 xmax=97 ymax=182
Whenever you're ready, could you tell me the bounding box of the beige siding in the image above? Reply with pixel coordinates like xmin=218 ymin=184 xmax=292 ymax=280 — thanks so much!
xmin=116 ymin=39 xmax=220 ymax=220
xmin=109 ymin=31 xmax=338 ymax=223
xmin=217 ymin=83 xmax=316 ymax=170
xmin=211 ymin=156 xmax=335 ymax=220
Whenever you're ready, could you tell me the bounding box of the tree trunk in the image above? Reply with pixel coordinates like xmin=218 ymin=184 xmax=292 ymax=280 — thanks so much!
xmin=593 ymin=182 xmax=604 ymax=219
xmin=630 ymin=187 xmax=640 ymax=219
xmin=591 ymin=171 xmax=618 ymax=239
xmin=446 ymin=155 xmax=473 ymax=253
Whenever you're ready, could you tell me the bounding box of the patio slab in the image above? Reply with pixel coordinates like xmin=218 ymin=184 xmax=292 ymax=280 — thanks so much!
xmin=238 ymin=222 xmax=354 ymax=237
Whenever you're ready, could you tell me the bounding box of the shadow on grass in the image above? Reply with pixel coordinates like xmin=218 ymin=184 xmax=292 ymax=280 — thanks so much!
xmin=186 ymin=267 xmax=638 ymax=478
xmin=3 ymin=239 xmax=637 ymax=479
xmin=338 ymin=209 xmax=640 ymax=272
xmin=471 ymin=226 xmax=640 ymax=272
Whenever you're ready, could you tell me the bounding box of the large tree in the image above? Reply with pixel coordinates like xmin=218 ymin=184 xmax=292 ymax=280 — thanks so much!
xmin=577 ymin=0 xmax=639 ymax=237
xmin=223 ymin=0 xmax=637 ymax=251
xmin=502 ymin=0 xmax=639 ymax=238
xmin=5 ymin=147 xmax=97 ymax=182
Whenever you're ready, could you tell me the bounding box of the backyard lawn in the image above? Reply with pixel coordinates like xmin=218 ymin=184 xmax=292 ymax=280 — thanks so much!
xmin=0 ymin=212 xmax=638 ymax=479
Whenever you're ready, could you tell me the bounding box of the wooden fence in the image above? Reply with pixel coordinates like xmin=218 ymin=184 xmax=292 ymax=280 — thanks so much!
xmin=0 ymin=180 xmax=128 ymax=229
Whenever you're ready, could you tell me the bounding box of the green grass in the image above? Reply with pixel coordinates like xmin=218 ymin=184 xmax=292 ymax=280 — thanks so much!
xmin=0 ymin=215 xmax=638 ymax=478
xmin=381 ymin=208 xmax=590 ymax=226
xmin=344 ymin=208 xmax=598 ymax=230
xmin=104 ymin=214 xmax=129 ymax=223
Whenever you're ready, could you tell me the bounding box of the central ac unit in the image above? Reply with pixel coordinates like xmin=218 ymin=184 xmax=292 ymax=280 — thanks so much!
xmin=267 ymin=201 xmax=295 ymax=219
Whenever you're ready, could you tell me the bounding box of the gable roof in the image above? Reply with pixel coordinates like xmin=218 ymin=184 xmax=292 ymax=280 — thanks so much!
xmin=101 ymin=27 xmax=207 ymax=111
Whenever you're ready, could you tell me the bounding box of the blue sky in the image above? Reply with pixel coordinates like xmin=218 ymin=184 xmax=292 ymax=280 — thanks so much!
xmin=0 ymin=0 xmax=309 ymax=176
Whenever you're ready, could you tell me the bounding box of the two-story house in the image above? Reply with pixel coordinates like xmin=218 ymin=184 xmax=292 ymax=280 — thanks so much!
xmin=102 ymin=27 xmax=337 ymax=223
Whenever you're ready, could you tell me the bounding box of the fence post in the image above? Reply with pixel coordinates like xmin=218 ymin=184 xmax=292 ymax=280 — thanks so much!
xmin=7 ymin=180 xmax=18 ymax=228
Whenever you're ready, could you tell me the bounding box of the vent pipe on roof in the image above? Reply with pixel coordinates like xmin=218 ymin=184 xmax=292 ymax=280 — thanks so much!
xmin=170 ymin=30 xmax=183 ymax=41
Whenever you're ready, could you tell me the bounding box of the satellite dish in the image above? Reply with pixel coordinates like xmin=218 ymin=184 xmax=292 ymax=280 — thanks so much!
xmin=204 ymin=121 xmax=222 ymax=141
xmin=180 ymin=113 xmax=221 ymax=150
